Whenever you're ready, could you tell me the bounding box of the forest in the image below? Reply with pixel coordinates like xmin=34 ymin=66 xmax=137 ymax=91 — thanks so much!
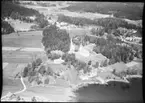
xmin=1 ymin=1 xmax=49 ymax=34
xmin=42 ymin=24 xmax=70 ymax=53
xmin=57 ymin=15 xmax=141 ymax=34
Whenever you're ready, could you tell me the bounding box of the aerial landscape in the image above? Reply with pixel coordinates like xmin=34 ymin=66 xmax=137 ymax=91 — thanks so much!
xmin=1 ymin=1 xmax=143 ymax=102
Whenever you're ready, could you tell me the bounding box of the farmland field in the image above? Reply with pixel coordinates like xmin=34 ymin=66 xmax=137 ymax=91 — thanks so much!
xmin=17 ymin=86 xmax=75 ymax=102
xmin=63 ymin=2 xmax=143 ymax=20
xmin=1 ymin=1 xmax=143 ymax=102
xmin=2 ymin=77 xmax=23 ymax=96
xmin=2 ymin=31 xmax=43 ymax=48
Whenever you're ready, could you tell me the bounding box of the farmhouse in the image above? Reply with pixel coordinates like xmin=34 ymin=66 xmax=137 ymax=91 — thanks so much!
xmin=75 ymin=51 xmax=109 ymax=68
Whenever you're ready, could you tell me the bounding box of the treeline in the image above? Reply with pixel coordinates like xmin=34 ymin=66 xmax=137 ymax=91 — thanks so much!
xmin=35 ymin=14 xmax=49 ymax=28
xmin=57 ymin=14 xmax=96 ymax=26
xmin=10 ymin=11 xmax=49 ymax=28
xmin=23 ymin=58 xmax=42 ymax=77
xmin=42 ymin=24 xmax=70 ymax=53
xmin=22 ymin=58 xmax=54 ymax=85
xmin=57 ymin=15 xmax=140 ymax=33
xmin=1 ymin=20 xmax=15 ymax=34
xmin=10 ymin=12 xmax=34 ymax=23
xmin=1 ymin=1 xmax=49 ymax=34
xmin=1 ymin=1 xmax=40 ymax=19
xmin=63 ymin=2 xmax=143 ymax=20
xmin=84 ymin=34 xmax=142 ymax=64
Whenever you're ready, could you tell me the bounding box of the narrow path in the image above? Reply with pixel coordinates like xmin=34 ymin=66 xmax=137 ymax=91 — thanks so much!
xmin=1 ymin=76 xmax=26 ymax=100
xmin=14 ymin=76 xmax=26 ymax=94
xmin=2 ymin=47 xmax=44 ymax=52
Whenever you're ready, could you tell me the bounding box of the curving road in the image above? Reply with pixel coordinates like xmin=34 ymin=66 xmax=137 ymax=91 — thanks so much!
xmin=1 ymin=76 xmax=26 ymax=100
xmin=15 ymin=76 xmax=26 ymax=94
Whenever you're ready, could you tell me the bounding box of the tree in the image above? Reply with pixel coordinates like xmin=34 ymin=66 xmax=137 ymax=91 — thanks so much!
xmin=77 ymin=61 xmax=87 ymax=71
xmin=38 ymin=65 xmax=46 ymax=75
xmin=44 ymin=78 xmax=49 ymax=84
xmin=96 ymin=38 xmax=107 ymax=46
xmin=62 ymin=53 xmax=76 ymax=63
xmin=28 ymin=76 xmax=36 ymax=83
xmin=35 ymin=14 xmax=49 ymax=28
xmin=88 ymin=61 xmax=92 ymax=65
xmin=23 ymin=66 xmax=29 ymax=77
xmin=35 ymin=58 xmax=42 ymax=66
xmin=2 ymin=20 xmax=15 ymax=34
xmin=93 ymin=46 xmax=101 ymax=53
xmin=32 ymin=61 xmax=36 ymax=71
xmin=46 ymin=66 xmax=53 ymax=76
xmin=92 ymin=62 xmax=99 ymax=68
xmin=103 ymin=59 xmax=108 ymax=66
xmin=107 ymin=34 xmax=116 ymax=42
xmin=113 ymin=29 xmax=121 ymax=36
xmin=31 ymin=97 xmax=37 ymax=102
xmin=91 ymin=27 xmax=105 ymax=36
xmin=42 ymin=24 xmax=70 ymax=53
xmin=29 ymin=71 xmax=37 ymax=77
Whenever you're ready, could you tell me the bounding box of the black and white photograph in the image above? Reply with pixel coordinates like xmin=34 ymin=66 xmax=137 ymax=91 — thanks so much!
xmin=1 ymin=0 xmax=143 ymax=102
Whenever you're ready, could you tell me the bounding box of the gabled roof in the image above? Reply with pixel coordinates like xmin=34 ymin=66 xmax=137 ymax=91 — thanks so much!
xmin=76 ymin=51 xmax=107 ymax=63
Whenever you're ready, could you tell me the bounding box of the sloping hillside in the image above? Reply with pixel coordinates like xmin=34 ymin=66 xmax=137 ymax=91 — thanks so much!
xmin=1 ymin=1 xmax=48 ymax=34
xmin=63 ymin=2 xmax=143 ymax=20
xmin=1 ymin=1 xmax=39 ymax=19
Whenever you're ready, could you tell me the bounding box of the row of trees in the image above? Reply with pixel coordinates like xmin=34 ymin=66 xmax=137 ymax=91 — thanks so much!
xmin=57 ymin=14 xmax=139 ymax=32
xmin=57 ymin=14 xmax=96 ymax=26
xmin=35 ymin=14 xmax=49 ymax=28
xmin=10 ymin=12 xmax=34 ymax=23
xmin=47 ymin=53 xmax=61 ymax=60
xmin=90 ymin=27 xmax=105 ymax=36
xmin=83 ymin=35 xmax=136 ymax=64
xmin=83 ymin=33 xmax=142 ymax=64
xmin=23 ymin=58 xmax=42 ymax=77
xmin=42 ymin=24 xmax=70 ymax=53
xmin=22 ymin=57 xmax=55 ymax=85
xmin=10 ymin=10 xmax=49 ymax=29
xmin=112 ymin=27 xmax=142 ymax=38
xmin=2 ymin=1 xmax=40 ymax=19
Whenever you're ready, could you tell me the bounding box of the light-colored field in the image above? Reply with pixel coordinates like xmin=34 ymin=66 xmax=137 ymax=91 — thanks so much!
xmin=2 ymin=50 xmax=45 ymax=63
xmin=3 ymin=63 xmax=26 ymax=77
xmin=17 ymin=86 xmax=75 ymax=102
xmin=68 ymin=27 xmax=90 ymax=38
xmin=2 ymin=77 xmax=23 ymax=96
xmin=2 ymin=28 xmax=47 ymax=100
xmin=6 ymin=18 xmax=36 ymax=32
xmin=24 ymin=4 xmax=111 ymax=20
xmin=2 ymin=31 xmax=43 ymax=48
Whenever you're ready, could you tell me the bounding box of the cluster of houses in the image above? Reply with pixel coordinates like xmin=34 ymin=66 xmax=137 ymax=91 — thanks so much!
xmin=125 ymin=36 xmax=142 ymax=43
xmin=116 ymin=27 xmax=141 ymax=43
xmin=119 ymin=35 xmax=141 ymax=44
xmin=69 ymin=35 xmax=110 ymax=68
